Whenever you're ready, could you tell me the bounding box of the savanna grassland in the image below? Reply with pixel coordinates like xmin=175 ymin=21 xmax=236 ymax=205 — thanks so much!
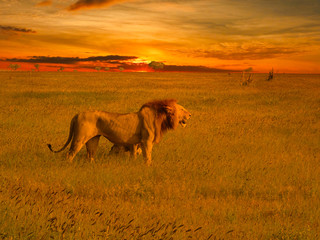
xmin=0 ymin=71 xmax=319 ymax=239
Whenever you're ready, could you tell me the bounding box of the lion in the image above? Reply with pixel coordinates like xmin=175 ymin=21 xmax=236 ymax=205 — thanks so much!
xmin=47 ymin=99 xmax=191 ymax=165
xmin=108 ymin=143 xmax=142 ymax=156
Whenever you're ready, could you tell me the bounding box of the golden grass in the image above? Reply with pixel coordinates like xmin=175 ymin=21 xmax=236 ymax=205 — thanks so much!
xmin=0 ymin=71 xmax=320 ymax=239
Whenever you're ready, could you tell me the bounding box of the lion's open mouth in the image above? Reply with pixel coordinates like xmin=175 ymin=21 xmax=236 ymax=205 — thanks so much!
xmin=180 ymin=119 xmax=187 ymax=127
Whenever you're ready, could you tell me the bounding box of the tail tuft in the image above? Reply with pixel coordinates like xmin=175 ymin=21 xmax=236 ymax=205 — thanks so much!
xmin=47 ymin=114 xmax=76 ymax=154
xmin=47 ymin=144 xmax=53 ymax=152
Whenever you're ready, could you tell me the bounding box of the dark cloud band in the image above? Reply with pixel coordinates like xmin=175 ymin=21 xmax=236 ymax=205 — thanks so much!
xmin=162 ymin=65 xmax=233 ymax=73
xmin=2 ymin=55 xmax=238 ymax=72
xmin=119 ymin=63 xmax=237 ymax=73
xmin=4 ymin=55 xmax=138 ymax=64
xmin=0 ymin=25 xmax=36 ymax=34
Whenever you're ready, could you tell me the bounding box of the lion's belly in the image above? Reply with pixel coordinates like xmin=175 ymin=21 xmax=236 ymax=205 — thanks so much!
xmin=96 ymin=112 xmax=141 ymax=144
xmin=105 ymin=133 xmax=141 ymax=144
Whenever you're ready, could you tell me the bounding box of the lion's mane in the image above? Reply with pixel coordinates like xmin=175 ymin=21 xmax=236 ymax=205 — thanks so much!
xmin=140 ymin=99 xmax=179 ymax=142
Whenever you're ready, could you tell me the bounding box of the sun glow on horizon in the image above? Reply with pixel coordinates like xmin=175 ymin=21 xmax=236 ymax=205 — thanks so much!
xmin=0 ymin=0 xmax=319 ymax=73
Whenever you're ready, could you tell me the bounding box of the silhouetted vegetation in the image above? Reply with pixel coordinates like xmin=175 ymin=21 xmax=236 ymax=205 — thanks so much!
xmin=9 ymin=64 xmax=20 ymax=71
xmin=267 ymin=68 xmax=274 ymax=81
xmin=148 ymin=61 xmax=165 ymax=71
xmin=241 ymin=70 xmax=253 ymax=86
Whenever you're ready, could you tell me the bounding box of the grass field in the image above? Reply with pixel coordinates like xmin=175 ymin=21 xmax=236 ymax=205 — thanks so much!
xmin=0 ymin=71 xmax=319 ymax=239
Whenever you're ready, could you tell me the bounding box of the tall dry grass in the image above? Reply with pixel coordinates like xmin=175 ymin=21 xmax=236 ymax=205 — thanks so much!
xmin=0 ymin=72 xmax=320 ymax=239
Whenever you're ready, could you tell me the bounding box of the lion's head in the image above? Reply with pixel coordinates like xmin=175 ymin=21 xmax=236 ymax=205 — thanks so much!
xmin=140 ymin=99 xmax=191 ymax=143
xmin=176 ymin=103 xmax=191 ymax=128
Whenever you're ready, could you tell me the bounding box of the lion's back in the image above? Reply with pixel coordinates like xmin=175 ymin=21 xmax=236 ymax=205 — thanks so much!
xmin=96 ymin=111 xmax=142 ymax=144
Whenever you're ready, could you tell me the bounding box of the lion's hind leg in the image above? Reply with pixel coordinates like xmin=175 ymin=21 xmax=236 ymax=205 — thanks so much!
xmin=86 ymin=136 xmax=101 ymax=162
xmin=67 ymin=135 xmax=95 ymax=163
xmin=67 ymin=142 xmax=83 ymax=163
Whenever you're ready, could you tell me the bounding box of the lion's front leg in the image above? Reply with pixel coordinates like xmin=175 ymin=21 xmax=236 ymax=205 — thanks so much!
xmin=141 ymin=124 xmax=155 ymax=166
xmin=142 ymin=140 xmax=153 ymax=166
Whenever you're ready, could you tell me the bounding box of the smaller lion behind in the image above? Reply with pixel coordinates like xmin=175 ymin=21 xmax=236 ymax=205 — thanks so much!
xmin=109 ymin=144 xmax=142 ymax=156
xmin=48 ymin=99 xmax=191 ymax=165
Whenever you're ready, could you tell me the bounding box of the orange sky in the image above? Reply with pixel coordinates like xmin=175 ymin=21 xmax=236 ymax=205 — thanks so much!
xmin=0 ymin=0 xmax=320 ymax=73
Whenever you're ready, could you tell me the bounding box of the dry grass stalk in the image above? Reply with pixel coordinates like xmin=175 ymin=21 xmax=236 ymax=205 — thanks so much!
xmin=241 ymin=72 xmax=253 ymax=86
xmin=267 ymin=68 xmax=274 ymax=81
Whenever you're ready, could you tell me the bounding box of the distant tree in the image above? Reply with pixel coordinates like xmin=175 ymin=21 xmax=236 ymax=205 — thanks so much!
xmin=148 ymin=61 xmax=165 ymax=71
xmin=9 ymin=64 xmax=20 ymax=71
xmin=59 ymin=66 xmax=65 ymax=72
xmin=34 ymin=64 xmax=39 ymax=71
xmin=243 ymin=67 xmax=253 ymax=73
xmin=104 ymin=67 xmax=110 ymax=71
xmin=95 ymin=66 xmax=101 ymax=71
xmin=118 ymin=66 xmax=124 ymax=72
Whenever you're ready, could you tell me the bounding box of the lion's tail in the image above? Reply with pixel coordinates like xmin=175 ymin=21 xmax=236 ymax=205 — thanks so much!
xmin=47 ymin=115 xmax=77 ymax=153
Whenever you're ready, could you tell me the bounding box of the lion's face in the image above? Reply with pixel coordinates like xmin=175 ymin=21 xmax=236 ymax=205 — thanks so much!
xmin=176 ymin=104 xmax=191 ymax=128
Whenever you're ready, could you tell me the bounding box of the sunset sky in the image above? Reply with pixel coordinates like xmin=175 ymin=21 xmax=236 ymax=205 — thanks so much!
xmin=1 ymin=0 xmax=320 ymax=73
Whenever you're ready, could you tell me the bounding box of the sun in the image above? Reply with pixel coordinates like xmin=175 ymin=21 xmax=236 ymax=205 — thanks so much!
xmin=131 ymin=58 xmax=149 ymax=64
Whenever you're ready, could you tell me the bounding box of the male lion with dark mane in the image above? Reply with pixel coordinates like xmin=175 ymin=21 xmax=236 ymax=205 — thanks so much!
xmin=48 ymin=99 xmax=191 ymax=165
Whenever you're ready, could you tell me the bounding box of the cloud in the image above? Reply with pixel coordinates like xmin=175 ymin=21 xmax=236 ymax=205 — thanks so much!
xmin=188 ymin=42 xmax=303 ymax=60
xmin=162 ymin=65 xmax=235 ymax=73
xmin=0 ymin=25 xmax=36 ymax=34
xmin=1 ymin=55 xmax=237 ymax=72
xmin=119 ymin=63 xmax=236 ymax=72
xmin=67 ymin=0 xmax=131 ymax=11
xmin=3 ymin=55 xmax=138 ymax=64
xmin=36 ymin=0 xmax=52 ymax=7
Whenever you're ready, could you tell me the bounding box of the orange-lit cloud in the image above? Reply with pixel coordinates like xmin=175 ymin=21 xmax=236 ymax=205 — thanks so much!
xmin=36 ymin=0 xmax=52 ymax=7
xmin=186 ymin=44 xmax=303 ymax=60
xmin=67 ymin=0 xmax=132 ymax=11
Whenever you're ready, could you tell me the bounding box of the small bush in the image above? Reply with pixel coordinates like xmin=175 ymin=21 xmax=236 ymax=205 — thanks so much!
xmin=267 ymin=68 xmax=274 ymax=81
